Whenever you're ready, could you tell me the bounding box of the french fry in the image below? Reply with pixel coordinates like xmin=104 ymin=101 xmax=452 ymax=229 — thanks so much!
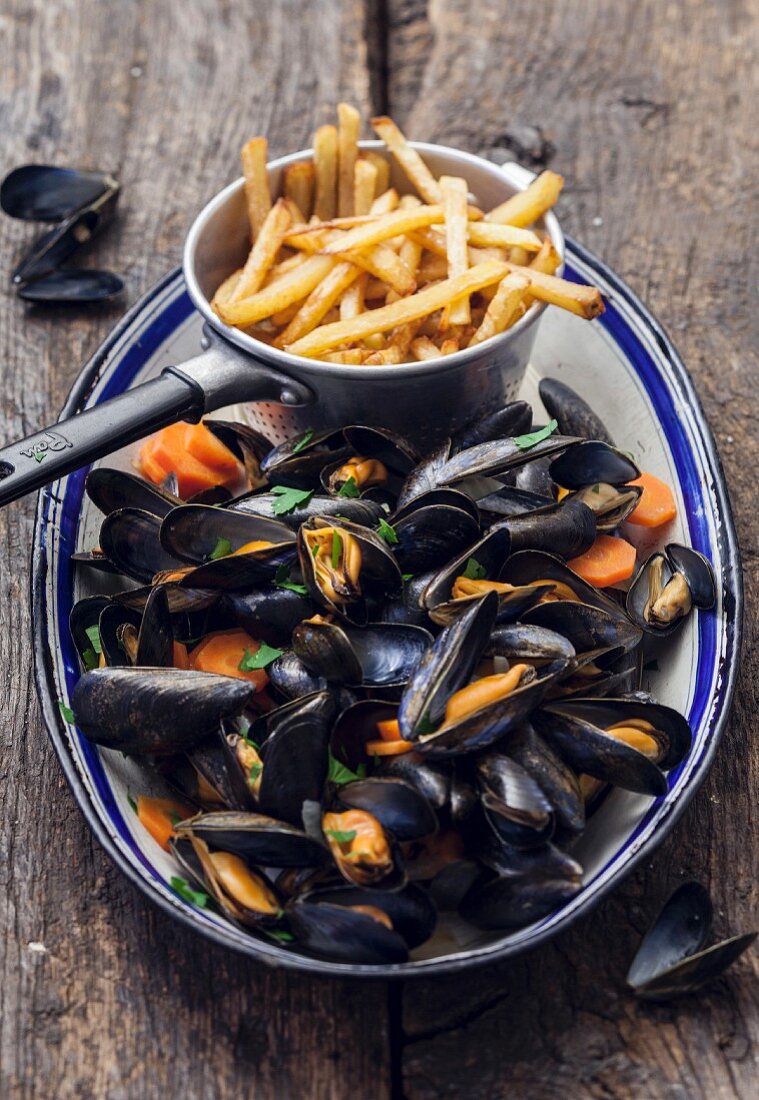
xmin=271 ymin=301 xmax=302 ymax=327
xmin=502 ymin=263 xmax=604 ymax=319
xmin=389 ymin=319 xmax=422 ymax=355
xmin=212 ymin=268 xmax=245 ymax=311
xmin=399 ymin=234 xmax=423 ymax=280
xmin=365 ymin=277 xmax=390 ymax=299
xmin=274 ymin=261 xmax=361 ymax=346
xmin=266 ymin=252 xmax=309 ymax=282
xmin=283 ymin=162 xmax=315 ymax=222
xmin=418 ymin=254 xmax=448 ymax=281
xmin=410 ymin=335 xmax=441 ymax=361
xmin=320 ymin=205 xmax=444 ymax=255
xmin=529 ymin=238 xmax=562 ymax=275
xmin=371 ymin=116 xmax=442 ymax=203
xmin=281 ymin=196 xmax=306 ymax=226
xmin=440 ymin=176 xmax=470 ymax=327
xmin=467 ymin=222 xmax=542 ymax=251
xmin=409 ymin=226 xmax=447 ymax=258
xmin=485 ymin=170 xmax=564 ymax=228
xmin=364 ymin=151 xmax=391 ymax=197
xmin=313 ymin=125 xmax=338 ymax=220
xmin=230 ymin=199 xmax=292 ymax=302
xmin=337 ymin=103 xmax=361 ymax=216
xmin=364 ymin=345 xmax=404 ymax=365
xmin=354 ymin=159 xmax=378 ymax=215
xmin=370 ymin=188 xmax=400 ymax=215
xmin=339 ymin=272 xmax=367 ymax=320
xmin=345 ymin=243 xmax=416 ymax=295
xmin=241 ymin=137 xmax=271 ymax=240
xmin=469 ymin=273 xmax=530 ymax=346
xmin=509 ymin=246 xmax=530 ymax=266
xmin=440 ymin=337 xmax=460 ymax=356
xmin=323 ymin=349 xmax=368 ymax=364
xmin=398 ymin=193 xmax=422 ymax=210
xmin=216 ymin=254 xmax=336 ymax=327
xmin=285 ymin=260 xmax=509 ymax=356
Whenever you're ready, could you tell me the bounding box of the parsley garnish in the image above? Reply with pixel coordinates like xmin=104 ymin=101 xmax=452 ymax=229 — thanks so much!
xmin=168 ymin=811 xmax=184 ymax=826
xmin=127 ymin=794 xmax=138 ymax=813
xmin=592 ymin=483 xmax=601 ymax=494
xmin=239 ymin=643 xmax=284 ymax=671
xmin=85 ymin=624 xmax=103 ymax=654
xmin=327 ymin=749 xmax=366 ymax=785
xmin=82 ymin=647 xmax=98 ymax=671
xmin=325 ymin=828 xmax=357 ymax=844
xmin=461 ymin=556 xmax=486 ymax=580
xmin=377 ymin=517 xmax=399 ymax=545
xmin=331 ymin=530 xmax=342 ymax=569
xmin=271 ymin=485 xmax=314 ymax=516
xmin=311 ymin=541 xmax=320 ymax=558
xmin=268 ymin=929 xmax=295 ymax=943
xmin=337 ymin=476 xmax=360 ymax=498
xmin=513 ymin=418 xmax=558 ymax=451
xmin=248 ymin=762 xmax=263 ymax=781
xmin=58 ymin=700 xmax=75 ymax=723
xmin=402 ymin=573 xmax=414 ymax=582
xmin=208 ymin=536 xmax=232 ymax=560
xmin=291 ymin=428 xmax=314 ymax=454
xmin=416 ymin=713 xmax=438 ymax=735
xmin=274 ymin=563 xmax=308 ymax=595
xmin=170 ymin=876 xmax=209 ymax=908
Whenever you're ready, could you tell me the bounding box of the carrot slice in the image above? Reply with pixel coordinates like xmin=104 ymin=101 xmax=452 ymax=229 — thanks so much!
xmin=626 ymin=472 xmax=677 ymax=527
xmin=138 ymin=441 xmax=172 ymax=485
xmin=137 ymin=423 xmax=242 ymax=498
xmin=365 ymin=738 xmax=414 ymax=756
xmin=568 ymin=534 xmax=637 ymax=588
xmin=136 ymin=796 xmax=195 ymax=851
xmin=376 ymin=718 xmax=402 ymax=742
xmin=183 ymin=422 xmax=240 ymax=474
xmin=173 ymin=641 xmax=190 ymax=669
xmin=189 ymin=629 xmax=269 ymax=691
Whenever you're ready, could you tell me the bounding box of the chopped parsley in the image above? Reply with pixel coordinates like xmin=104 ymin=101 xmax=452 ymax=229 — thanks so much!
xmin=325 ymin=828 xmax=357 ymax=844
xmin=291 ymin=427 xmax=314 ymax=454
xmin=170 ymin=876 xmax=210 ymax=908
xmin=402 ymin=573 xmax=414 ymax=583
xmin=271 ymin=484 xmax=314 ymax=516
xmin=592 ymin=483 xmax=601 ymax=494
xmin=331 ymin=530 xmax=343 ymax=569
xmin=377 ymin=517 xmax=399 ymax=545
xmin=337 ymin=476 xmax=360 ymax=498
xmin=239 ymin=643 xmax=284 ymax=671
xmin=127 ymin=794 xmax=138 ymax=814
xmin=268 ymin=928 xmax=295 ymax=943
xmin=461 ymin=556 xmax=486 ymax=580
xmin=58 ymin=701 xmax=75 ymax=724
xmin=81 ymin=647 xmax=98 ymax=671
xmin=274 ymin=563 xmax=308 ymax=595
xmin=513 ymin=418 xmax=559 ymax=451
xmin=85 ymin=624 xmax=103 ymax=654
xmin=208 ymin=536 xmax=232 ymax=560
xmin=327 ymin=749 xmax=366 ymax=786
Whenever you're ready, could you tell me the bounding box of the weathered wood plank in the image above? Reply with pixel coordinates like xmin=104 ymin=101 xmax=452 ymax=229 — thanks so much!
xmin=389 ymin=1 xmax=758 ymax=1095
xmin=0 ymin=3 xmax=391 ymax=1099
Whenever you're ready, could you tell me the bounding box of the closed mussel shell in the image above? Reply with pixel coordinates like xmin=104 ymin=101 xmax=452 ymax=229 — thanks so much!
xmin=293 ymin=618 xmax=431 ymax=694
xmin=548 ymin=440 xmax=640 ymax=489
xmin=100 ymin=507 xmax=185 ymax=584
xmin=86 ymin=466 xmax=181 ymax=518
xmin=523 ymin=600 xmax=642 ymax=667
xmin=222 ymin=587 xmax=313 ymax=646
xmin=460 ymin=866 xmax=582 ymax=930
xmin=287 ymin=898 xmax=409 ymax=964
xmin=538 ymin=377 xmax=614 ymax=444
xmin=503 ymin=722 xmax=585 ymax=835
xmin=392 ymin=504 xmax=481 ymax=574
xmin=477 ymin=753 xmax=554 ymax=849
xmin=436 ymin=432 xmax=582 ymax=485
xmin=298 ymin=883 xmax=437 ymax=950
xmin=337 ymin=778 xmax=438 ymax=841
xmin=257 ymin=692 xmax=334 ymax=826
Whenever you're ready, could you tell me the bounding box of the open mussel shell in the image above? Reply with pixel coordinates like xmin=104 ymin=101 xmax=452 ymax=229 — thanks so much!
xmin=451 ymin=401 xmax=533 ymax=452
xmin=201 ymin=419 xmax=272 ymax=489
xmin=135 ymin=584 xmax=174 ymax=667
xmin=627 ymin=882 xmax=756 ymax=1000
xmin=487 ymin=623 xmax=576 ymax=664
xmin=69 ymin=595 xmax=111 ymax=671
xmin=435 ymin=431 xmax=582 ymax=485
xmin=503 ymin=722 xmax=585 ymax=835
xmin=563 ymin=482 xmax=643 ymax=532
xmin=72 ymin=667 xmax=254 ymax=755
xmin=160 ymin=504 xmax=294 ymax=565
xmin=86 ymin=467 xmax=181 ymax=518
xmin=100 ymin=507 xmax=185 ymax=584
xmin=260 ymin=427 xmax=348 ymax=488
xmin=501 ymin=550 xmax=624 ymax=615
xmin=187 ymin=835 xmax=283 ymax=928
xmin=538 ymin=378 xmax=614 ymax=445
xmin=13 ymin=184 xmax=120 ymax=285
xmin=1 ymin=164 xmax=115 ymax=221
xmin=17 ymin=269 xmax=124 ymax=303
xmin=188 ymin=728 xmax=257 ymax=811
xmin=322 ymin=810 xmax=406 ymax=891
xmin=256 ymin=692 xmax=334 ymax=826
xmin=477 ymin=753 xmax=555 ymax=849
xmin=222 ymin=587 xmax=313 ymax=646
xmin=287 ymin=897 xmax=409 ymax=964
xmin=292 ymin=618 xmax=431 ymax=694
xmin=330 ymin=699 xmax=397 ymax=771
xmin=176 ymin=811 xmax=329 ymax=868
xmin=477 ymin=486 xmax=554 ymax=525
xmin=336 ymin=778 xmax=438 ymax=841
xmin=392 ymin=503 xmax=481 ymax=573
xmin=232 ymin=491 xmax=384 ymax=530
xmin=399 ymin=592 xmax=498 ymax=740
xmin=460 ymin=865 xmax=582 ymax=930
xmin=321 ymin=425 xmax=419 ymax=497
xmin=534 ymin=697 xmax=691 ymax=796
xmin=548 ymin=440 xmax=640 ymax=489
xmin=627 ymin=543 xmax=716 ymax=637
xmin=97 ymin=602 xmax=142 ymax=666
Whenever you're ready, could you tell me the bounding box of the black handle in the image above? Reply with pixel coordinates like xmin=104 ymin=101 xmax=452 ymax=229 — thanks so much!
xmin=0 ymin=368 xmax=203 ymax=508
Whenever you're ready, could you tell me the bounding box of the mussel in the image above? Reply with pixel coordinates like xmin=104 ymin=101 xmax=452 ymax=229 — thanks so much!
xmin=627 ymin=543 xmax=716 ymax=636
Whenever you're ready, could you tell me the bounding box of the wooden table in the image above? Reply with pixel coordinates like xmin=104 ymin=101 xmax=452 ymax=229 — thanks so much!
xmin=1 ymin=2 xmax=756 ymax=1096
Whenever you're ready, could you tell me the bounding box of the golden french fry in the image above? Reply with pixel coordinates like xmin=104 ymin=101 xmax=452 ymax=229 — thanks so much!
xmin=230 ymin=199 xmax=292 ymax=302
xmin=285 ymin=260 xmax=508 ymax=356
xmin=485 ymin=170 xmax=564 ymax=227
xmin=440 ymin=337 xmax=460 ymax=356
xmin=530 ymin=238 xmax=562 ymax=275
xmin=467 ymin=222 xmax=542 ymax=251
xmin=418 ymin=254 xmax=448 ymax=281
xmin=217 ymin=254 xmax=336 ymax=327
xmin=388 ymin=318 xmax=422 ymax=355
xmin=271 ymin=301 xmax=302 ymax=326
xmin=410 ymin=335 xmax=440 ymax=361
xmin=469 ymin=273 xmax=530 ymax=346
xmin=370 ymin=188 xmax=400 ymax=215
xmin=398 ymin=193 xmax=423 ymax=210
xmin=364 ymin=345 xmax=404 ymax=365
xmin=399 ymin=234 xmax=422 ymax=280
xmin=323 ymin=349 xmax=368 ymax=364
xmin=313 ymin=124 xmax=338 ymax=220
xmin=283 ymin=163 xmax=315 ymax=221
xmin=364 ymin=151 xmax=391 ymax=197
xmin=363 ymin=333 xmax=385 ymax=350
xmin=409 ymin=226 xmax=447 ymax=258
xmin=212 ymin=267 xmax=245 ymax=310
xmin=440 ymin=176 xmax=470 ymax=327
xmin=365 ymin=277 xmax=390 ymax=299
xmin=345 ymin=243 xmax=416 ymax=295
xmin=509 ymin=246 xmax=530 ymax=266
xmin=354 ymin=158 xmax=378 ymax=216
xmin=241 ymin=137 xmax=271 ymax=240
xmin=339 ymin=272 xmax=368 ymax=320
xmin=266 ymin=251 xmax=309 ymax=283
xmin=320 ymin=205 xmax=444 ymax=255
xmin=502 ymin=262 xmax=604 ymax=318
xmin=337 ymin=103 xmax=361 ymax=216
xmin=275 ymin=262 xmax=361 ymax=346
xmin=281 ymin=196 xmax=306 ymax=226
xmin=371 ymin=116 xmax=442 ymax=203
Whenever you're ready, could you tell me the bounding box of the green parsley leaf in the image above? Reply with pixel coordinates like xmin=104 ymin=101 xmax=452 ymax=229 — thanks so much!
xmin=34 ymin=451 xmax=45 ymax=464
xmin=270 ymin=484 xmax=314 ymax=516
xmin=274 ymin=563 xmax=308 ymax=595
xmin=240 ymin=730 xmax=260 ymax=751
xmin=325 ymin=828 xmax=357 ymax=844
xmin=377 ymin=517 xmax=399 ymax=545
xmin=416 ymin=713 xmax=438 ymax=735
xmin=239 ymin=643 xmax=284 ymax=671
xmin=513 ymin=418 xmax=559 ymax=451
xmin=311 ymin=541 xmax=321 ymax=558
xmin=208 ymin=536 xmax=232 ymax=561
xmin=592 ymin=483 xmax=601 ymax=494
xmin=170 ymin=876 xmax=210 ymax=908
xmin=82 ymin=647 xmax=98 ymax=671
xmin=402 ymin=573 xmax=414 ymax=583
xmin=268 ymin=928 xmax=295 ymax=943
xmin=337 ymin=476 xmax=360 ymax=499
xmin=127 ymin=794 xmax=138 ymax=814
xmin=248 ymin=762 xmax=263 ymax=781
xmin=85 ymin=624 xmax=103 ymax=654
xmin=58 ymin=700 xmax=75 ymax=723
xmin=327 ymin=749 xmax=363 ymax=786
xmin=461 ymin=556 xmax=486 ymax=580
xmin=168 ymin=811 xmax=184 ymax=827
xmin=331 ymin=530 xmax=342 ymax=569
xmin=291 ymin=428 xmax=314 ymax=454
xmin=643 ymin=658 xmax=660 ymax=672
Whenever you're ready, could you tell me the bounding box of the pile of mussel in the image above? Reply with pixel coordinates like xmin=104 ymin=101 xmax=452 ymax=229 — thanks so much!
xmin=67 ymin=380 xmax=716 ymax=965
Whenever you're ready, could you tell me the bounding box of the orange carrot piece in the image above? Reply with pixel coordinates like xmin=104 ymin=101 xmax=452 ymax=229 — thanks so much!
xmin=365 ymin=737 xmax=414 ymax=756
xmin=137 ymin=440 xmax=172 ymax=485
xmin=183 ymin=422 xmax=241 ymax=475
xmin=189 ymin=629 xmax=269 ymax=691
xmin=568 ymin=534 xmax=637 ymax=588
xmin=173 ymin=641 xmax=190 ymax=669
xmin=136 ymin=796 xmax=195 ymax=851
xmin=137 ymin=423 xmax=242 ymax=498
xmin=376 ymin=718 xmax=402 ymax=742
xmin=626 ymin=472 xmax=677 ymax=527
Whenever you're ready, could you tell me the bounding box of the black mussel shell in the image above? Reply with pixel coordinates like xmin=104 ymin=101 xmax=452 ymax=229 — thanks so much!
xmin=512 ymin=455 xmax=555 ymax=497
xmin=477 ymin=834 xmax=583 ymax=885
xmin=257 ymin=693 xmax=334 ymax=826
xmin=330 ymin=699 xmax=397 ymax=771
xmin=70 ymin=548 xmax=120 ymax=574
xmin=627 ymin=544 xmax=716 ymax=637
xmin=176 ymin=811 xmax=329 ymax=868
xmin=69 ymin=595 xmax=111 ymax=671
xmin=630 ymin=934 xmax=758 ymax=1000
xmin=392 ymin=503 xmax=481 ymax=573
xmin=260 ymin=427 xmax=348 ymax=488
xmin=1 ymin=164 xmax=115 ymax=221
xmin=544 ymin=697 xmax=691 ymax=770
xmin=136 ymin=585 xmax=174 ymax=667
xmin=113 ymin=584 xmax=219 ymax=617
xmin=523 ymin=600 xmax=642 ymax=666
xmin=188 ymin=729 xmax=256 ymax=811
xmin=86 ymin=467 xmax=180 ymax=518
xmin=460 ymin=867 xmax=582 ymax=930
xmin=100 ymin=507 xmax=185 ymax=584
xmin=222 ymin=588 xmax=313 ymax=646
xmin=451 ymin=401 xmax=533 ymax=452
xmin=18 ymin=269 xmax=124 ymax=303
xmin=287 ymin=898 xmax=408 ymax=964
xmin=13 ymin=185 xmax=120 ymax=284
xmin=665 ymin=545 xmax=716 ymax=609
xmin=160 ymin=504 xmax=294 ymax=565
xmin=337 ymin=778 xmax=438 ymax=841
xmin=435 ymin=432 xmax=582 ymax=485
xmin=490 ymin=497 xmax=597 ymax=560
xmin=72 ymin=667 xmax=254 ymax=755
xmin=487 ymin=623 xmax=576 ymax=663
xmin=564 ymin=482 xmax=642 ymax=532
xmin=548 ymin=440 xmax=639 ymax=489
xmin=428 ymin=859 xmax=481 ymax=911
xmin=395 ymin=438 xmax=452 ymax=511
xmin=502 ymin=550 xmax=623 ymax=615
xmin=391 ymin=487 xmax=480 ymax=526
xmin=504 ymin=723 xmax=585 ymax=835
xmin=379 ymin=570 xmax=437 ymax=628
xmin=97 ymin=602 xmax=142 ymax=666
xmin=376 ymin=752 xmax=451 ymax=813
xmin=477 ymin=486 xmax=554 ymax=524
xmin=293 ymin=619 xmax=431 ymax=693
xmin=232 ymin=491 xmax=384 ymax=530
xmin=477 ymin=754 xmax=554 ymax=848
xmin=202 ymin=419 xmax=272 ymax=487
xmin=538 ymin=378 xmax=614 ymax=445
xmin=340 ymin=424 xmax=419 ymax=473
xmin=268 ymin=651 xmax=329 ymax=701
xmin=299 ymin=883 xmax=437 ymax=950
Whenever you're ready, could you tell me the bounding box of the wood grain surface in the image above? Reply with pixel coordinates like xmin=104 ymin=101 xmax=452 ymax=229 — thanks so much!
xmin=0 ymin=1 xmax=756 ymax=1097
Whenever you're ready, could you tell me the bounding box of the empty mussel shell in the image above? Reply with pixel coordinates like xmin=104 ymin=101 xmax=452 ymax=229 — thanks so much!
xmin=548 ymin=440 xmax=640 ymax=489
xmin=17 ymin=269 xmax=124 ymax=303
xmin=100 ymin=507 xmax=185 ymax=584
xmin=86 ymin=467 xmax=181 ymax=518
xmin=503 ymin=722 xmax=585 ymax=836
xmin=13 ymin=184 xmax=120 ymax=285
xmin=1 ymin=164 xmax=116 ymax=221
xmin=538 ymin=378 xmax=614 ymax=445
